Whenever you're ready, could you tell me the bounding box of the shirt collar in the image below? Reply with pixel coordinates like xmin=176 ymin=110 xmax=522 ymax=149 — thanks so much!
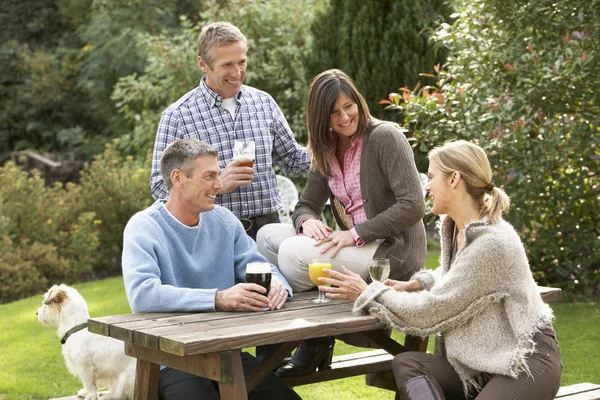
xmin=199 ymin=76 xmax=243 ymax=108
xmin=328 ymin=131 xmax=364 ymax=154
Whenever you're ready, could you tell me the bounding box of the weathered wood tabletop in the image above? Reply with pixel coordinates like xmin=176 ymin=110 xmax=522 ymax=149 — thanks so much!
xmin=89 ymin=291 xmax=401 ymax=400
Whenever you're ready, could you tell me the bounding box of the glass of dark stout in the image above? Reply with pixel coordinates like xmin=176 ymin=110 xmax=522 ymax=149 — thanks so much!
xmin=246 ymin=262 xmax=272 ymax=298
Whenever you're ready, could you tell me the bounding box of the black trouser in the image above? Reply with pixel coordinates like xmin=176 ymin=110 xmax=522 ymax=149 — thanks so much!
xmin=240 ymin=213 xmax=280 ymax=241
xmin=393 ymin=327 xmax=562 ymax=400
xmin=158 ymin=352 xmax=301 ymax=400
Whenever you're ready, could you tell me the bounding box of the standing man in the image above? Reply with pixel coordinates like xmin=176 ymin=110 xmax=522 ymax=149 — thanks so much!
xmin=150 ymin=21 xmax=310 ymax=240
xmin=123 ymin=139 xmax=300 ymax=399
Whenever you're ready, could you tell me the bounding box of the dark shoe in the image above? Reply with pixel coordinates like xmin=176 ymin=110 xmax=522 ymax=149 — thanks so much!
xmin=398 ymin=375 xmax=446 ymax=400
xmin=273 ymin=356 xmax=292 ymax=372
xmin=275 ymin=337 xmax=335 ymax=377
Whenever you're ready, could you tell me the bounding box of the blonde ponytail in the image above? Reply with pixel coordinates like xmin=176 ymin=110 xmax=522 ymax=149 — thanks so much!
xmin=483 ymin=186 xmax=510 ymax=224
xmin=429 ymin=140 xmax=511 ymax=224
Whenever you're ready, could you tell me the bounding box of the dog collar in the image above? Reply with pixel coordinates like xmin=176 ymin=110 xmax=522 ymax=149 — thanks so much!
xmin=61 ymin=323 xmax=88 ymax=345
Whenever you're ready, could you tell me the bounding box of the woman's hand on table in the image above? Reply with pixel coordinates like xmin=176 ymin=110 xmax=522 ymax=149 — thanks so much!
xmin=316 ymin=230 xmax=354 ymax=258
xmin=268 ymin=279 xmax=288 ymax=310
xmin=318 ymin=266 xmax=368 ymax=302
xmin=301 ymin=218 xmax=333 ymax=241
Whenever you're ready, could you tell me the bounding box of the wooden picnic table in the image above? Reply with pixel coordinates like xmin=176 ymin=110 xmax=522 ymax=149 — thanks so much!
xmin=88 ymin=286 xmax=561 ymax=400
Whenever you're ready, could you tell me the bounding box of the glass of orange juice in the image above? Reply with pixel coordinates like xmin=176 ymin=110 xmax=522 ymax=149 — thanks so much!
xmin=309 ymin=258 xmax=331 ymax=304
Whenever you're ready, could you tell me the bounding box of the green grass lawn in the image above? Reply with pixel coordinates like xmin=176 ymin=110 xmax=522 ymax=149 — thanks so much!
xmin=1 ymin=251 xmax=598 ymax=399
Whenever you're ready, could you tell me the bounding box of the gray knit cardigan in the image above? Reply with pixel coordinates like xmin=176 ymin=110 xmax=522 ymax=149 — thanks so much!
xmin=292 ymin=122 xmax=427 ymax=281
xmin=354 ymin=215 xmax=554 ymax=394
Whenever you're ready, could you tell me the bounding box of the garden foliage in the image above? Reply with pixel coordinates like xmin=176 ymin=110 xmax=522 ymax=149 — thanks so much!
xmin=0 ymin=163 xmax=98 ymax=303
xmin=385 ymin=0 xmax=599 ymax=292
xmin=307 ymin=0 xmax=451 ymax=122
xmin=112 ymin=0 xmax=325 ymax=156
xmin=0 ymin=0 xmax=202 ymax=160
xmin=0 ymin=0 xmax=598 ymax=302
xmin=0 ymin=141 xmax=152 ymax=303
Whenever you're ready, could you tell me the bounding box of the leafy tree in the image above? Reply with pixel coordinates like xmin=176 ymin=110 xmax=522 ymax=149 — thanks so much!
xmin=112 ymin=0 xmax=326 ymax=156
xmin=77 ymin=0 xmax=203 ymax=138
xmin=0 ymin=0 xmax=203 ymax=160
xmin=0 ymin=0 xmax=91 ymax=49
xmin=307 ymin=0 xmax=451 ymax=121
xmin=386 ymin=0 xmax=600 ymax=293
xmin=0 ymin=0 xmax=100 ymax=159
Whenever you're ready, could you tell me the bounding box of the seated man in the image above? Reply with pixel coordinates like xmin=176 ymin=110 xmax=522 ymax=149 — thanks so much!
xmin=122 ymin=138 xmax=300 ymax=400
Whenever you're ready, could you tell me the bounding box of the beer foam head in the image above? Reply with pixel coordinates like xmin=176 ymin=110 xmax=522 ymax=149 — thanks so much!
xmin=246 ymin=262 xmax=271 ymax=274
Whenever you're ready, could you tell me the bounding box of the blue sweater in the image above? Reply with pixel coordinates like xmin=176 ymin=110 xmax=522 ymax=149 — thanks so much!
xmin=122 ymin=201 xmax=293 ymax=312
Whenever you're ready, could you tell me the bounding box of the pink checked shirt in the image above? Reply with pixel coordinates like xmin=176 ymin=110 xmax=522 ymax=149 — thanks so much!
xmin=327 ymin=133 xmax=367 ymax=245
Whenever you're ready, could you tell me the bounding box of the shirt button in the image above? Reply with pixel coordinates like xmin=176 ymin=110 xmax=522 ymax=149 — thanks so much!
xmin=363 ymin=198 xmax=368 ymax=203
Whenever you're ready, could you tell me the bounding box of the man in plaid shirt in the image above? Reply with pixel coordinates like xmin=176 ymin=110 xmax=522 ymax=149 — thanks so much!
xmin=150 ymin=21 xmax=310 ymax=240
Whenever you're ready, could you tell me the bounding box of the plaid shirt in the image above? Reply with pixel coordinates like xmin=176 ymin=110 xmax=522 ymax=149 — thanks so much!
xmin=327 ymin=133 xmax=367 ymax=244
xmin=151 ymin=77 xmax=310 ymax=219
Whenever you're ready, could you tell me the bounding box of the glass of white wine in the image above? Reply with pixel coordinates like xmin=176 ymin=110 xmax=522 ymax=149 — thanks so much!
xmin=369 ymin=258 xmax=390 ymax=282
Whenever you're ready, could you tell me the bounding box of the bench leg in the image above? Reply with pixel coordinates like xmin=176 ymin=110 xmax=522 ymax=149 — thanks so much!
xmin=134 ymin=359 xmax=160 ymax=400
xmin=217 ymin=349 xmax=248 ymax=400
xmin=404 ymin=334 xmax=428 ymax=353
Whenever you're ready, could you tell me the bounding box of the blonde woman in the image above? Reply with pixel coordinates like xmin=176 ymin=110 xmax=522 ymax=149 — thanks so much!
xmin=320 ymin=141 xmax=562 ymax=399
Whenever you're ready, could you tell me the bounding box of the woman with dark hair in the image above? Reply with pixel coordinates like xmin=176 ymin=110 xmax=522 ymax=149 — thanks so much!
xmin=257 ymin=69 xmax=426 ymax=376
xmin=319 ymin=140 xmax=562 ymax=399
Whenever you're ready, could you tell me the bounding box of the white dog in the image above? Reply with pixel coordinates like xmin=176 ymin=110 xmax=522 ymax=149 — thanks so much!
xmin=37 ymin=284 xmax=135 ymax=400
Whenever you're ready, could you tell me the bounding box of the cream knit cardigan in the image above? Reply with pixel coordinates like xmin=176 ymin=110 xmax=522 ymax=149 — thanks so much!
xmin=354 ymin=215 xmax=554 ymax=394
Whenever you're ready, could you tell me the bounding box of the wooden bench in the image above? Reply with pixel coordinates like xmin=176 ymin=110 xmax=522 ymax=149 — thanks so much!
xmin=283 ymin=349 xmax=395 ymax=387
xmin=50 ymin=383 xmax=600 ymax=400
xmin=556 ymin=383 xmax=600 ymax=399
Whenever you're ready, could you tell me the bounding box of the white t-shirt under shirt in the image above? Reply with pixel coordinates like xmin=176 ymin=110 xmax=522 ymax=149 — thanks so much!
xmin=222 ymin=97 xmax=237 ymax=117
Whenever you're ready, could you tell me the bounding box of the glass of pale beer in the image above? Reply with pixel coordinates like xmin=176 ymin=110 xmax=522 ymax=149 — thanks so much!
xmin=246 ymin=262 xmax=271 ymax=298
xmin=368 ymin=258 xmax=390 ymax=282
xmin=233 ymin=139 xmax=255 ymax=168
xmin=308 ymin=259 xmax=331 ymax=304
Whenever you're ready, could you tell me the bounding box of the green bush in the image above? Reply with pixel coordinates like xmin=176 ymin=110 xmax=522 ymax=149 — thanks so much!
xmin=0 ymin=164 xmax=97 ymax=302
xmin=386 ymin=0 xmax=600 ymax=293
xmin=0 ymin=237 xmax=64 ymax=304
xmin=67 ymin=140 xmax=154 ymax=274
xmin=0 ymin=141 xmax=153 ymax=303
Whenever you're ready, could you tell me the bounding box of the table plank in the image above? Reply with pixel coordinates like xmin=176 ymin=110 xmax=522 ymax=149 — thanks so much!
xmin=164 ymin=312 xmax=382 ymax=356
xmin=96 ymin=299 xmax=359 ymax=354
xmin=91 ymin=292 xmax=327 ymax=342
xmin=88 ymin=312 xmax=187 ymax=336
xmin=539 ymin=286 xmax=561 ymax=303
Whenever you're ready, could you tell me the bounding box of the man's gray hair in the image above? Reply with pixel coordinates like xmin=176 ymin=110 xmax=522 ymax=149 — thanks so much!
xmin=197 ymin=21 xmax=247 ymax=68
xmin=160 ymin=139 xmax=218 ymax=190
